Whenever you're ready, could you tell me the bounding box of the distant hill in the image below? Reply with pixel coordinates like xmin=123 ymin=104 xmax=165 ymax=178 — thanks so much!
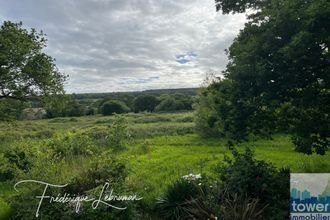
xmin=71 ymin=88 xmax=199 ymax=100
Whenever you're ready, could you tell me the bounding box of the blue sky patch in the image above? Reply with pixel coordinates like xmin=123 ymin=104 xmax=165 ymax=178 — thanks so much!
xmin=175 ymin=52 xmax=197 ymax=64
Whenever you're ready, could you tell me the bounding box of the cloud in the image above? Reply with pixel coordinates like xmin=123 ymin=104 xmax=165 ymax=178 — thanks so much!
xmin=0 ymin=0 xmax=246 ymax=93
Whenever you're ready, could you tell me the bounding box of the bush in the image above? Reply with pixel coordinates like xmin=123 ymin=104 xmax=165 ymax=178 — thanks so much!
xmin=83 ymin=116 xmax=130 ymax=151
xmin=100 ymin=100 xmax=130 ymax=115
xmin=0 ymin=153 xmax=16 ymax=181
xmin=157 ymin=148 xmax=290 ymax=220
xmin=46 ymin=132 xmax=95 ymax=158
xmin=0 ymin=99 xmax=27 ymax=121
xmin=65 ymin=100 xmax=86 ymax=117
xmin=133 ymin=95 xmax=159 ymax=112
xmin=9 ymin=152 xmax=130 ymax=219
xmin=155 ymin=93 xmax=192 ymax=112
xmin=157 ymin=174 xmax=206 ymax=220
xmin=0 ymin=142 xmax=37 ymax=181
xmin=220 ymin=195 xmax=267 ymax=220
xmin=106 ymin=116 xmax=130 ymax=151
xmin=293 ymin=134 xmax=329 ymax=155
xmin=85 ymin=106 xmax=96 ymax=115
xmin=215 ymin=148 xmax=290 ymax=220
xmin=66 ymin=151 xmax=127 ymax=193
xmin=155 ymin=98 xmax=184 ymax=112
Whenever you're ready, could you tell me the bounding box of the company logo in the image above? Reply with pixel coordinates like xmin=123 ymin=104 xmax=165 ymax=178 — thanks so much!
xmin=290 ymin=173 xmax=330 ymax=220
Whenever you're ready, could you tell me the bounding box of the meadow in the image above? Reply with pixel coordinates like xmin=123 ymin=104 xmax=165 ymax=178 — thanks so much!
xmin=0 ymin=111 xmax=329 ymax=219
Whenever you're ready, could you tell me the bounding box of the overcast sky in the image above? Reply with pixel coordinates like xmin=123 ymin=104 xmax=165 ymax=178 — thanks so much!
xmin=0 ymin=0 xmax=246 ymax=93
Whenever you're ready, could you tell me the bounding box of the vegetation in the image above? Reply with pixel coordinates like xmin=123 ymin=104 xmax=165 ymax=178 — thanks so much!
xmin=0 ymin=21 xmax=66 ymax=100
xmin=195 ymin=0 xmax=330 ymax=154
xmin=155 ymin=93 xmax=193 ymax=112
xmin=0 ymin=0 xmax=329 ymax=218
xmin=0 ymin=112 xmax=329 ymax=219
xmin=100 ymin=100 xmax=130 ymax=115
xmin=133 ymin=95 xmax=159 ymax=112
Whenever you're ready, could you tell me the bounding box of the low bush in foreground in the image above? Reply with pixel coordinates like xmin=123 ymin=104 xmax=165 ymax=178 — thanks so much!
xmin=157 ymin=148 xmax=289 ymax=220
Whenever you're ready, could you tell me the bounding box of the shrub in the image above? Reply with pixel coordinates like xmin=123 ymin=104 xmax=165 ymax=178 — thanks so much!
xmin=100 ymin=100 xmax=130 ymax=115
xmin=0 ymin=142 xmax=37 ymax=181
xmin=157 ymin=175 xmax=206 ymax=220
xmin=155 ymin=97 xmax=185 ymax=112
xmin=65 ymin=100 xmax=86 ymax=117
xmin=293 ymin=134 xmax=329 ymax=155
xmin=0 ymin=153 xmax=16 ymax=181
xmin=85 ymin=106 xmax=96 ymax=115
xmin=9 ymin=152 xmax=129 ymax=219
xmin=133 ymin=95 xmax=159 ymax=112
xmin=106 ymin=116 xmax=130 ymax=151
xmin=0 ymin=99 xmax=27 ymax=121
xmin=0 ymin=198 xmax=11 ymax=220
xmin=220 ymin=195 xmax=267 ymax=220
xmin=66 ymin=151 xmax=127 ymax=193
xmin=215 ymin=148 xmax=290 ymax=220
xmin=83 ymin=116 xmax=130 ymax=151
xmin=46 ymin=132 xmax=95 ymax=158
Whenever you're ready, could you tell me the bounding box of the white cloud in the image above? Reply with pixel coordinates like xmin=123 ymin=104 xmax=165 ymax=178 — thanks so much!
xmin=0 ymin=0 xmax=246 ymax=93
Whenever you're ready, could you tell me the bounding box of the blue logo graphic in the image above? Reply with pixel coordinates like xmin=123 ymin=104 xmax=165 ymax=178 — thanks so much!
xmin=290 ymin=174 xmax=330 ymax=220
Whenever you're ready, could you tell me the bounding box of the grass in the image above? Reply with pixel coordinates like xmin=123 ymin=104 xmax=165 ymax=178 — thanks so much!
xmin=0 ymin=111 xmax=329 ymax=217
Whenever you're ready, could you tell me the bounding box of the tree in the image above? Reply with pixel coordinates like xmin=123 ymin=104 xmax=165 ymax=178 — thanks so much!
xmin=66 ymin=99 xmax=86 ymax=117
xmin=0 ymin=99 xmax=27 ymax=121
xmin=0 ymin=21 xmax=66 ymax=100
xmin=195 ymin=0 xmax=329 ymax=154
xmin=100 ymin=100 xmax=130 ymax=115
xmin=155 ymin=93 xmax=193 ymax=112
xmin=133 ymin=95 xmax=159 ymax=112
xmin=43 ymin=94 xmax=70 ymax=118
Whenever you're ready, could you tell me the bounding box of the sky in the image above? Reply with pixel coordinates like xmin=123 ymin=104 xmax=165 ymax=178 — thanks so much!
xmin=0 ymin=0 xmax=246 ymax=93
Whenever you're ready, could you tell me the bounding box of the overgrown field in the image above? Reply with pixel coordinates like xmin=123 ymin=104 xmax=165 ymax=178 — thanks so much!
xmin=0 ymin=111 xmax=329 ymax=219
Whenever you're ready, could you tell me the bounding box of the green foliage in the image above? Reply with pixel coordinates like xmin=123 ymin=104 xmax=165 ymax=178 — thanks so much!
xmin=215 ymin=0 xmax=267 ymax=13
xmin=215 ymin=148 xmax=290 ymax=220
xmin=65 ymin=99 xmax=86 ymax=117
xmin=0 ymin=99 xmax=27 ymax=121
xmin=133 ymin=95 xmax=159 ymax=112
xmin=106 ymin=116 xmax=130 ymax=151
xmin=0 ymin=197 xmax=11 ymax=220
xmin=101 ymin=100 xmax=130 ymax=115
xmin=0 ymin=112 xmax=328 ymax=219
xmin=8 ymin=152 xmax=129 ymax=220
xmin=0 ymin=153 xmax=16 ymax=181
xmin=220 ymin=195 xmax=267 ymax=220
xmin=66 ymin=151 xmax=126 ymax=193
xmin=83 ymin=116 xmax=130 ymax=151
xmin=157 ymin=178 xmax=203 ymax=219
xmin=46 ymin=132 xmax=95 ymax=158
xmin=44 ymin=96 xmax=87 ymax=118
xmin=155 ymin=94 xmax=193 ymax=112
xmin=43 ymin=94 xmax=71 ymax=118
xmin=0 ymin=21 xmax=66 ymax=101
xmin=85 ymin=106 xmax=96 ymax=115
xmin=155 ymin=97 xmax=183 ymax=112
xmin=194 ymin=78 xmax=235 ymax=138
xmin=129 ymin=123 xmax=195 ymax=139
xmin=195 ymin=0 xmax=330 ymax=154
xmin=0 ymin=142 xmax=37 ymax=181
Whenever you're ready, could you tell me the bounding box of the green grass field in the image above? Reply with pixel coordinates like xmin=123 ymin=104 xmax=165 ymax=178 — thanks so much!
xmin=0 ymin=111 xmax=329 ymax=218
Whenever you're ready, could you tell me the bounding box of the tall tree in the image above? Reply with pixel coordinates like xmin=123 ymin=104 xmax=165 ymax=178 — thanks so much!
xmin=0 ymin=21 xmax=66 ymax=100
xmin=133 ymin=95 xmax=159 ymax=112
xmin=195 ymin=0 xmax=329 ymax=154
